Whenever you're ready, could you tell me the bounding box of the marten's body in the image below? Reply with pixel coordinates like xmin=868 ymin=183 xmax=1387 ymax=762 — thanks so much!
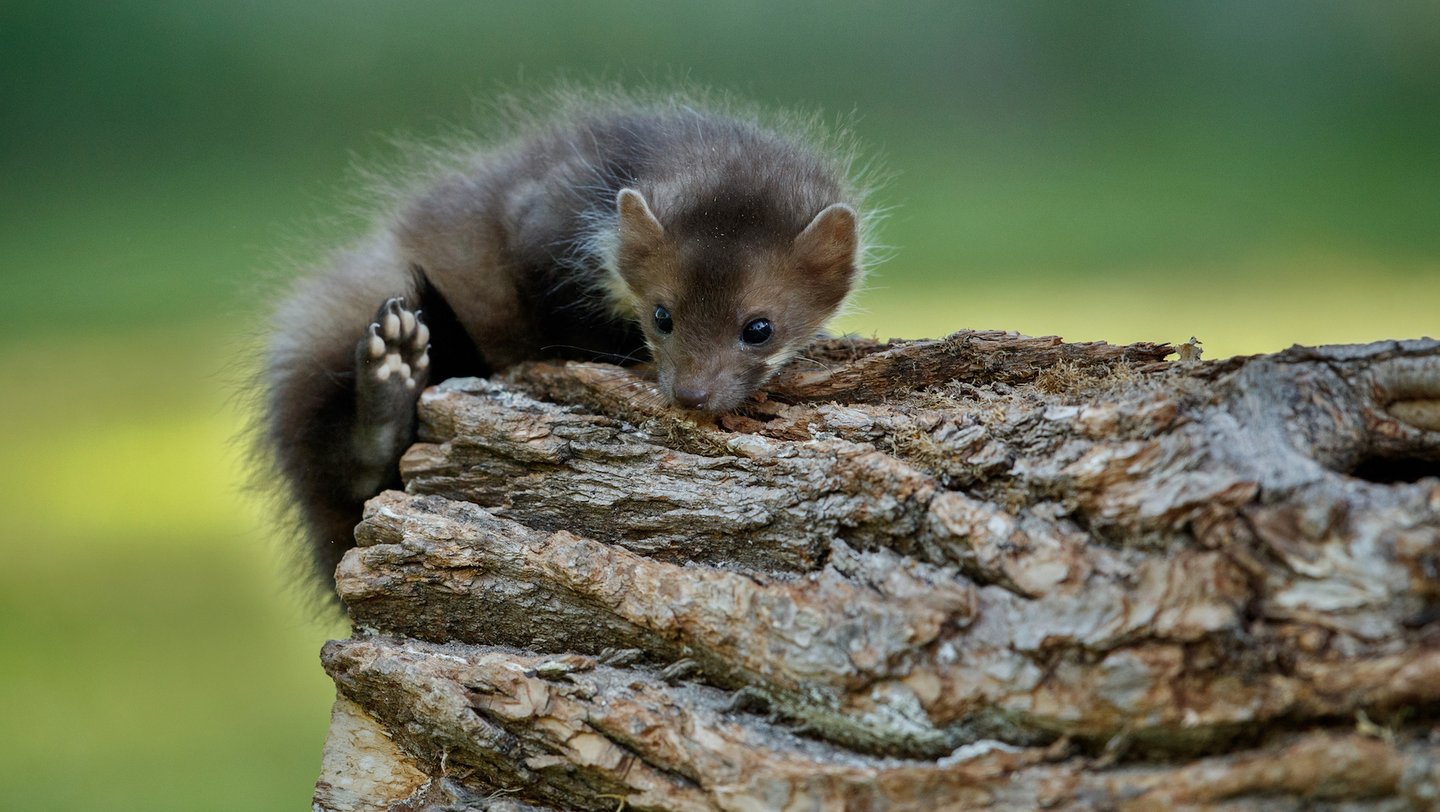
xmin=261 ymin=100 xmax=869 ymax=586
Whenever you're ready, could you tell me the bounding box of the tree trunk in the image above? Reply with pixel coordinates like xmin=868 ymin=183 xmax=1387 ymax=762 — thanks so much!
xmin=313 ymin=330 xmax=1440 ymax=811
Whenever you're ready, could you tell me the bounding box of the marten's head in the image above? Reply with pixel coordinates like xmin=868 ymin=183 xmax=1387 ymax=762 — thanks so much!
xmin=610 ymin=187 xmax=859 ymax=413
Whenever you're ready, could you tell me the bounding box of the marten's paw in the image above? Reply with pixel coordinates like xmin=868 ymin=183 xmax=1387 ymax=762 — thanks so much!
xmin=357 ymin=296 xmax=430 ymax=400
xmin=349 ymin=297 xmax=430 ymax=495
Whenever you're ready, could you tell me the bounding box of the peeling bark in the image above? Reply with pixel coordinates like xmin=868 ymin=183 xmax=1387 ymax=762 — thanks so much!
xmin=316 ymin=331 xmax=1440 ymax=810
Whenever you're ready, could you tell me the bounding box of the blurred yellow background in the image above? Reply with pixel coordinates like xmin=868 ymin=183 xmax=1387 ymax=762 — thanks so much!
xmin=2 ymin=2 xmax=1436 ymax=808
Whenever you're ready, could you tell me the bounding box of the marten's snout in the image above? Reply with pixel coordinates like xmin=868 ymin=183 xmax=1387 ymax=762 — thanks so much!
xmin=666 ymin=363 xmax=747 ymax=412
xmin=667 ymin=369 xmax=756 ymax=413
xmin=672 ymin=383 xmax=711 ymax=411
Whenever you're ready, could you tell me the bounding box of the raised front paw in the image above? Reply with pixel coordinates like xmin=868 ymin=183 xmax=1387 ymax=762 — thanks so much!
xmin=359 ymin=297 xmax=430 ymax=393
xmin=349 ymin=297 xmax=431 ymax=495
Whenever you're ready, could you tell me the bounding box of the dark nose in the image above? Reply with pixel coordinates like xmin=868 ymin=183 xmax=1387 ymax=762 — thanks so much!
xmin=672 ymin=384 xmax=710 ymax=410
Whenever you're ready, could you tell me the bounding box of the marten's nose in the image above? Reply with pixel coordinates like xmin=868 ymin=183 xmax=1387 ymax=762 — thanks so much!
xmin=672 ymin=385 xmax=710 ymax=410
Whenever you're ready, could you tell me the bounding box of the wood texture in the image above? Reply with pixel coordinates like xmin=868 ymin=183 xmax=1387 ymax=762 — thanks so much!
xmin=315 ymin=331 xmax=1440 ymax=811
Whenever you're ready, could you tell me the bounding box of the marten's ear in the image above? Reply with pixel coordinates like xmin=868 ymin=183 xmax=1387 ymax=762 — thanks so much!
xmin=616 ymin=188 xmax=665 ymax=271
xmin=794 ymin=203 xmax=858 ymax=285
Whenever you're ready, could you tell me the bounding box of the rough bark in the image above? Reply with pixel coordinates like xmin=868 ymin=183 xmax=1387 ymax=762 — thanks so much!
xmin=314 ymin=330 xmax=1440 ymax=811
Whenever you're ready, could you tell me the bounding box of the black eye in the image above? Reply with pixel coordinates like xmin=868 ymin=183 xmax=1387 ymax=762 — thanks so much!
xmin=741 ymin=318 xmax=773 ymax=345
xmin=653 ymin=305 xmax=673 ymax=334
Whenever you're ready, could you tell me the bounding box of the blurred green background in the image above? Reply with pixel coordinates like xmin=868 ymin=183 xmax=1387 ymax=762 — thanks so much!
xmin=2 ymin=1 xmax=1436 ymax=808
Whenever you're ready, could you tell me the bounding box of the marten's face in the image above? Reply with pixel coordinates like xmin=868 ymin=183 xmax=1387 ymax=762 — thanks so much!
xmin=637 ymin=246 xmax=839 ymax=413
xmin=613 ymin=189 xmax=858 ymax=413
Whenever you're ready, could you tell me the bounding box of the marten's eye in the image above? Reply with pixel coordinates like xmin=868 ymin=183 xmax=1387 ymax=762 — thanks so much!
xmin=741 ymin=318 xmax=773 ymax=345
xmin=653 ymin=305 xmax=674 ymax=334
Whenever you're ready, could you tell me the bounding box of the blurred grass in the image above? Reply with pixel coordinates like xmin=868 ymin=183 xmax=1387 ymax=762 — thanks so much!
xmin=0 ymin=1 xmax=1436 ymax=809
xmin=0 ymin=328 xmax=343 ymax=809
xmin=0 ymin=536 xmax=337 ymax=810
xmin=847 ymin=257 xmax=1440 ymax=360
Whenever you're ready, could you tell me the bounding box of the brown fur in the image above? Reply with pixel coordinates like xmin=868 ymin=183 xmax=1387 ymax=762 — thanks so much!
xmin=260 ymin=97 xmax=874 ymax=592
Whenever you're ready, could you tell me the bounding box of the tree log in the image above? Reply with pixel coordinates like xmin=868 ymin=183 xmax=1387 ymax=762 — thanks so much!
xmin=314 ymin=330 xmax=1440 ymax=811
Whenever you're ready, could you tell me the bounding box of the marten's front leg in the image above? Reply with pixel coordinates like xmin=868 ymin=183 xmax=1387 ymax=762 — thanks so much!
xmin=349 ymin=296 xmax=430 ymax=502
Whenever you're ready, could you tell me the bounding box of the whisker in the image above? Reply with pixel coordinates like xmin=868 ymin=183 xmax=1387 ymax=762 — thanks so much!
xmin=534 ymin=344 xmax=651 ymax=365
xmin=789 ymin=353 xmax=836 ymax=373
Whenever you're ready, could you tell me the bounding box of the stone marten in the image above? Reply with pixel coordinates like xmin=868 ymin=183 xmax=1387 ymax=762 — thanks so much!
xmin=260 ymin=95 xmax=875 ymax=589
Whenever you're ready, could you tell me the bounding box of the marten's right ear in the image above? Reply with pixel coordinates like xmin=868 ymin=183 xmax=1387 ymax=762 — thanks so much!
xmin=793 ymin=204 xmax=859 ymax=306
xmin=794 ymin=203 xmax=858 ymax=270
xmin=616 ymin=188 xmax=665 ymax=273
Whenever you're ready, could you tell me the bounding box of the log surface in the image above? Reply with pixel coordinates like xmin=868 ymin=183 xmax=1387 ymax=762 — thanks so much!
xmin=315 ymin=330 xmax=1440 ymax=811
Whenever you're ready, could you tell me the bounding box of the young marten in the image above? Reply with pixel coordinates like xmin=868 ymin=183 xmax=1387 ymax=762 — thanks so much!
xmin=261 ymin=96 xmax=874 ymax=588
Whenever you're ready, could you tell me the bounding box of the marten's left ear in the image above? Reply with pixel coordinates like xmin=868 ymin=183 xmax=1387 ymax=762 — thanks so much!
xmin=794 ymin=203 xmax=859 ymax=286
xmin=616 ymin=188 xmax=665 ymax=273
